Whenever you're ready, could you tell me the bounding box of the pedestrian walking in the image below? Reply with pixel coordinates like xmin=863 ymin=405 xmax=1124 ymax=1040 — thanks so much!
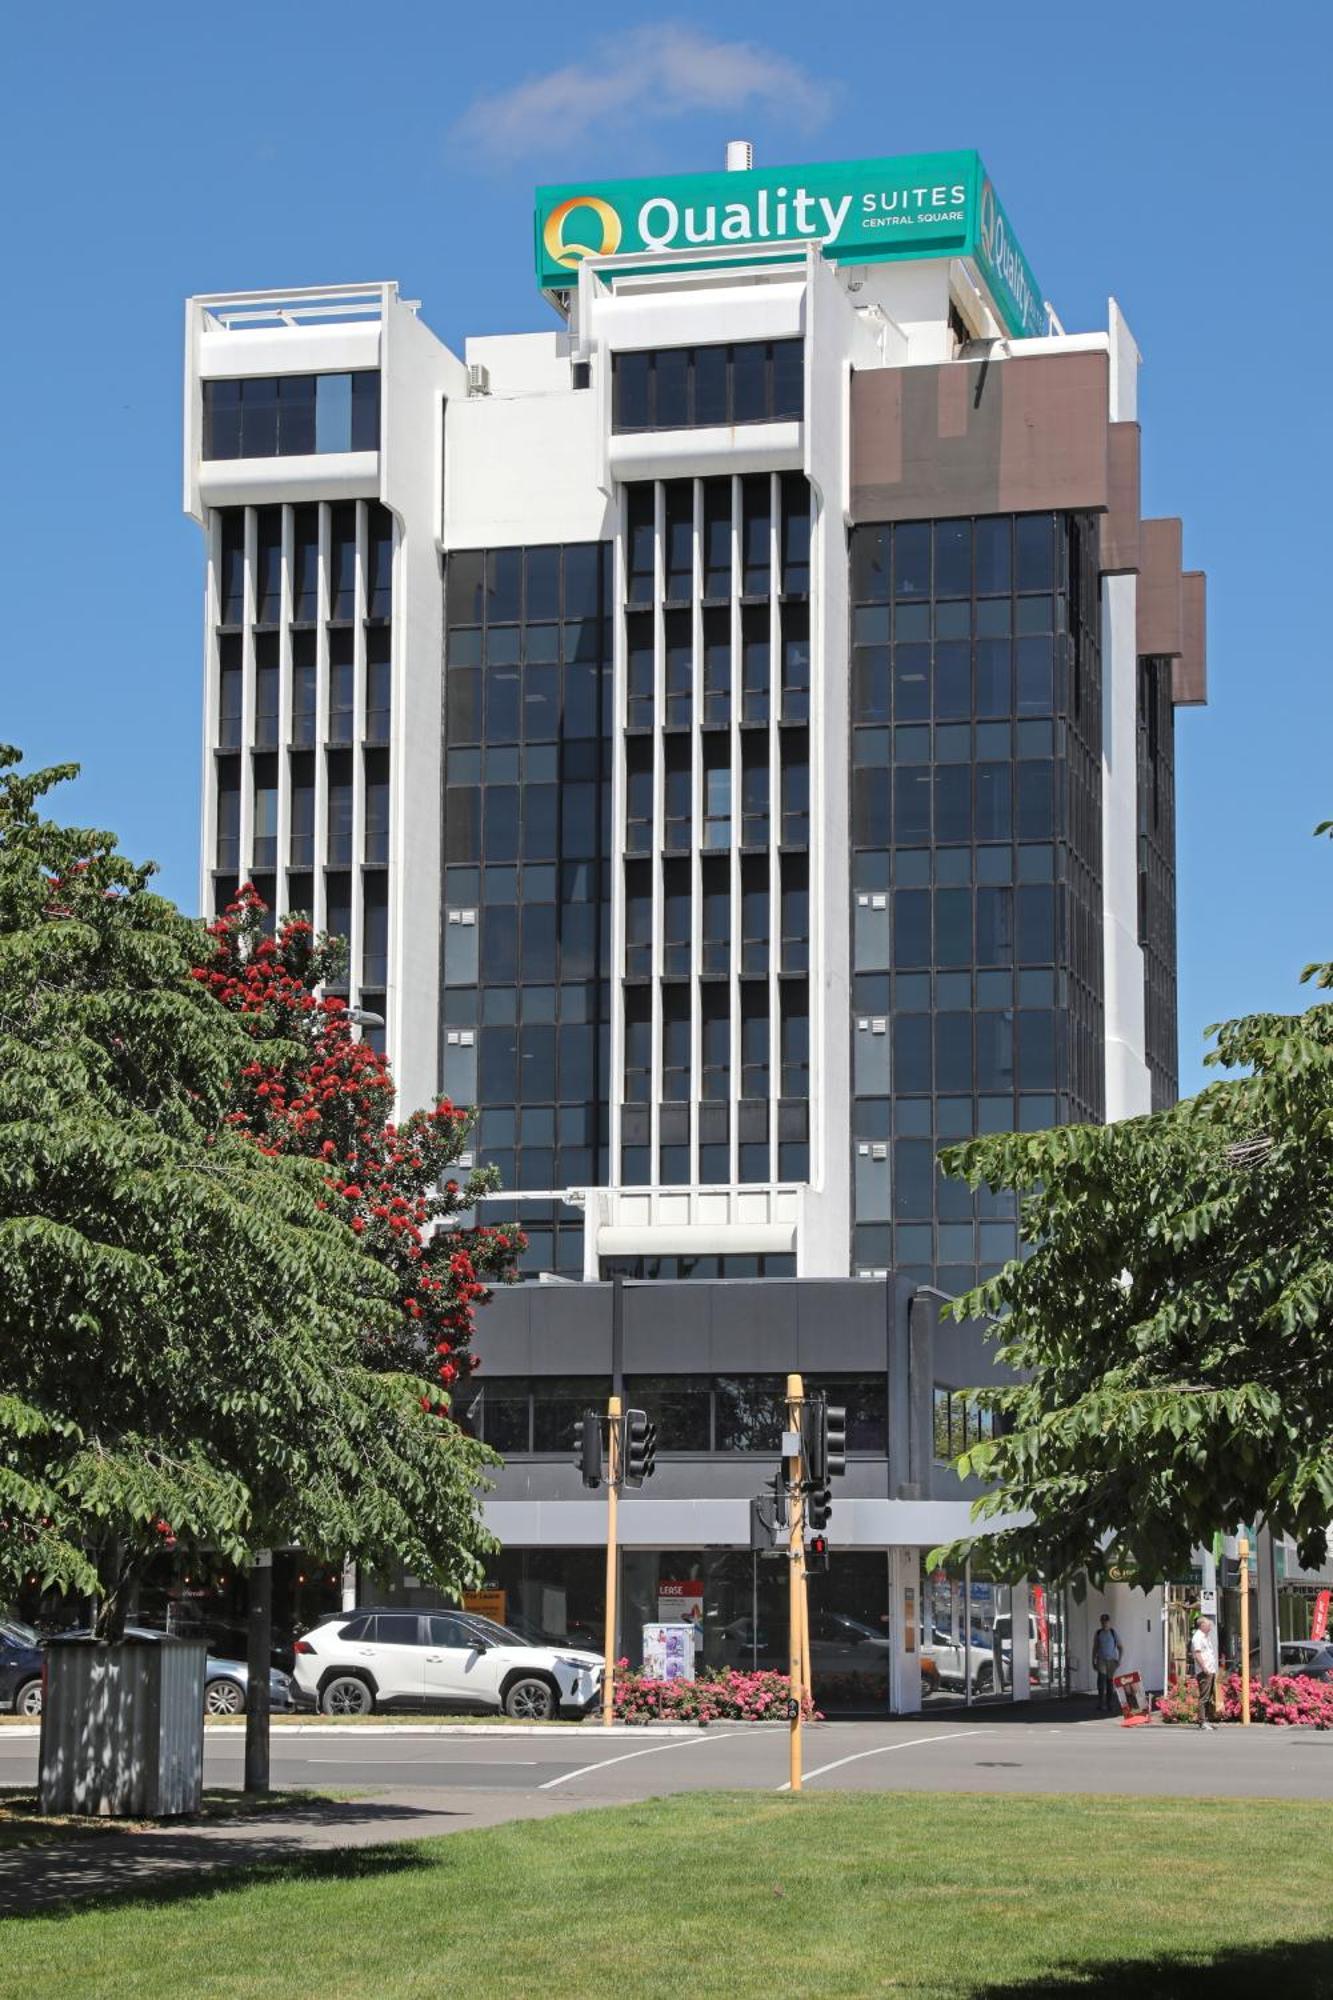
xmin=1092 ymin=1614 xmax=1123 ymax=1713
xmin=1191 ymin=1614 xmax=1218 ymax=1730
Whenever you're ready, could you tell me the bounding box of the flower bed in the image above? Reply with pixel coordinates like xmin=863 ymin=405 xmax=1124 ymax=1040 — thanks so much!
xmin=1157 ymin=1671 xmax=1333 ymax=1726
xmin=611 ymin=1665 xmax=816 ymax=1725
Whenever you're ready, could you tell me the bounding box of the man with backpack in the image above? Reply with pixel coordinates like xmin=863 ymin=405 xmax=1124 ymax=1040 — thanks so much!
xmin=1092 ymin=1613 xmax=1123 ymax=1713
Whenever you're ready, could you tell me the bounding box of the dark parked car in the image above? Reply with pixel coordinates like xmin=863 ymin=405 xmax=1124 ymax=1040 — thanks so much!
xmin=1278 ymin=1640 xmax=1333 ymax=1682
xmin=0 ymin=1617 xmax=45 ymax=1716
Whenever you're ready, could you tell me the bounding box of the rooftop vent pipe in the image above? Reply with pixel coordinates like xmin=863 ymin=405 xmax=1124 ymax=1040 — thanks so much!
xmin=725 ymin=139 xmax=753 ymax=172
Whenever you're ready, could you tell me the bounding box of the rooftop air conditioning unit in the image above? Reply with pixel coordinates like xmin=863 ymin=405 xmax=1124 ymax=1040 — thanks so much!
xmin=467 ymin=362 xmax=490 ymax=397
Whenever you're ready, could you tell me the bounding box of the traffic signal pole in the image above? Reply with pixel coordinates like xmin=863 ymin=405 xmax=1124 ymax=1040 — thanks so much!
xmin=601 ymin=1394 xmax=621 ymax=1727
xmin=786 ymin=1372 xmax=806 ymax=1793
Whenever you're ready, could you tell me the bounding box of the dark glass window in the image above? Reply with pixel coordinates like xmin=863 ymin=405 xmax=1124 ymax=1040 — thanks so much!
xmin=702 ymin=985 xmax=730 ymax=1100
xmin=663 ymin=483 xmax=693 ymax=603
xmin=624 ymin=1377 xmax=711 ymax=1452
xmin=254 ymin=642 xmax=279 ymax=749
xmin=703 ymin=739 xmax=731 ymax=850
xmin=612 ymin=342 xmax=804 ymax=433
xmin=781 ymin=855 xmax=809 ymax=975
xmin=217 ymin=634 xmax=242 ymax=749
xmin=626 ymin=486 xmax=654 ymax=605
xmin=216 ymin=756 xmax=240 ymax=870
xmin=741 ymin=605 xmax=769 ymax=725
xmin=742 ymin=476 xmax=771 ymax=597
xmin=741 ymin=737 xmax=769 ymax=849
xmin=291 ymin=630 xmax=316 ymax=746
xmin=292 ymin=506 xmax=319 ymax=621
xmin=771 ymin=341 xmax=804 ymax=423
xmin=715 ymin=1377 xmax=785 ymax=1453
xmin=741 ymin=854 xmax=768 ymax=977
xmin=202 ymin=372 xmax=379 ymax=459
xmin=329 ymin=504 xmax=357 ymax=621
xmin=624 ymin=988 xmax=651 ymax=1102
xmin=362 ymin=872 xmax=388 ymax=988
xmin=781 ymin=474 xmax=810 ymax=596
xmin=664 ymin=609 xmax=692 ymax=731
xmin=255 ymin=510 xmax=282 ymax=624
xmin=695 ymin=346 xmax=728 ymax=428
xmin=662 ymin=987 xmax=690 ymax=1102
xmin=663 ymin=857 xmax=690 ymax=977
xmin=703 ymin=606 xmax=730 ymax=728
xmin=741 ymin=982 xmax=769 ymax=1098
xmin=703 ymin=480 xmax=732 ymax=597
xmin=781 ymin=601 xmax=809 ymax=722
xmin=701 ymin=856 xmax=729 ymax=977
xmin=781 ymin=985 xmax=809 ymax=1097
xmin=367 ymin=504 xmax=393 ymax=620
xmin=533 ymin=1378 xmax=611 ymax=1454
xmin=219 ymin=512 xmax=245 ymax=626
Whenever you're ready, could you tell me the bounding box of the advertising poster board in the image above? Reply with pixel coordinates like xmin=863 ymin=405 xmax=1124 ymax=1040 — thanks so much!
xmin=642 ymin=1623 xmax=695 ymax=1682
xmin=658 ymin=1580 xmax=705 ymax=1639
xmin=463 ymin=1590 xmax=507 ymax=1627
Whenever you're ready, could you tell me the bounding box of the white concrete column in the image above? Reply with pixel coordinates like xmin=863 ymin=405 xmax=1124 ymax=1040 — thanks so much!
xmin=889 ymin=1546 xmax=922 ymax=1715
xmin=1010 ymin=1579 xmax=1032 ymax=1701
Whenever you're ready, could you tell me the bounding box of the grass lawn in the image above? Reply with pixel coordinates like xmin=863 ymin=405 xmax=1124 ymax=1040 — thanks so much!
xmin=3 ymin=1792 xmax=1332 ymax=1997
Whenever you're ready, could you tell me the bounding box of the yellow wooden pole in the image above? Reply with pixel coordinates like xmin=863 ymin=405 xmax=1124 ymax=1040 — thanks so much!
xmin=601 ymin=1395 xmax=621 ymax=1728
xmin=800 ymin=1551 xmax=813 ymax=1704
xmin=1238 ymin=1534 xmax=1251 ymax=1726
xmin=787 ymin=1373 xmax=805 ymax=1793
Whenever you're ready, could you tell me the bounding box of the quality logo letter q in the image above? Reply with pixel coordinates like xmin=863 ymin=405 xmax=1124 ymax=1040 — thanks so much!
xmin=543 ymin=196 xmax=622 ymax=271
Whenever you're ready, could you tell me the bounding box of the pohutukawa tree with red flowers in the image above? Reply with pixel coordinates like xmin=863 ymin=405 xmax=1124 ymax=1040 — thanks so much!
xmin=194 ymin=885 xmax=524 ymax=1399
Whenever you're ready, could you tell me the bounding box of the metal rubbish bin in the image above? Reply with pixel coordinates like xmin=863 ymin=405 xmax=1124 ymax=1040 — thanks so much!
xmin=39 ymin=1636 xmax=206 ymax=1817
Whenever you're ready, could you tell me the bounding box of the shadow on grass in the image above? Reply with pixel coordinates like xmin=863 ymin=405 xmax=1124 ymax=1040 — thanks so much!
xmin=0 ymin=1840 xmax=436 ymax=1920
xmin=0 ymin=1796 xmax=464 ymax=1920
xmin=980 ymin=1935 xmax=1333 ymax=1999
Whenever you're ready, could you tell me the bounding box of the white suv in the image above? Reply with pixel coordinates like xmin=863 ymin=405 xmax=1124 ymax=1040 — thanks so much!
xmin=293 ymin=1608 xmax=603 ymax=1720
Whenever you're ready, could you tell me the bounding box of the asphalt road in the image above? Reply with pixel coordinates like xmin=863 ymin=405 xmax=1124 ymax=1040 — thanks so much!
xmin=5 ymin=1707 xmax=1333 ymax=1803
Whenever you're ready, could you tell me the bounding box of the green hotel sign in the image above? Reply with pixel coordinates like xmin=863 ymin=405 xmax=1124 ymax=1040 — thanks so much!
xmin=535 ymin=149 xmax=1047 ymax=340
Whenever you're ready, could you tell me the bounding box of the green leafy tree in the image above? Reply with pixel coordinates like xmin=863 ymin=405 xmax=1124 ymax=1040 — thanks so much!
xmin=930 ymin=826 xmax=1333 ymax=1586
xmin=0 ymin=750 xmax=496 ymax=1635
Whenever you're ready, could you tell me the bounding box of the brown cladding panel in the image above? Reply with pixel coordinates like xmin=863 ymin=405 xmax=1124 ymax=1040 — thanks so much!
xmin=850 ymin=350 xmax=1110 ymax=524
xmin=1137 ymin=517 xmax=1184 ymax=658
xmin=1174 ymin=570 xmax=1208 ymax=705
xmin=1101 ymin=422 xmax=1141 ymax=574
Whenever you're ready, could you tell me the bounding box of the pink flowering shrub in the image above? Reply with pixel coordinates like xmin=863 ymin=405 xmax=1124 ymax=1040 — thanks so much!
xmin=611 ymin=1663 xmax=817 ymax=1724
xmin=1157 ymin=1672 xmax=1333 ymax=1726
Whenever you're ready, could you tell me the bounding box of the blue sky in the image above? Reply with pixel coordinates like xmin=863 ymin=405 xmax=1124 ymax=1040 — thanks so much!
xmin=3 ymin=1 xmax=1329 ymax=1092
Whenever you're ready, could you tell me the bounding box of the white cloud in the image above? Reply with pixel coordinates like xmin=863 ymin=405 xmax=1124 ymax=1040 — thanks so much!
xmin=451 ymin=24 xmax=834 ymax=162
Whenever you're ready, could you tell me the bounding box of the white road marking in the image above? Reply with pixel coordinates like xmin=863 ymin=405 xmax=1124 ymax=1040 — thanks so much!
xmin=778 ymin=1727 xmax=990 ymax=1790
xmin=303 ymin=1757 xmax=539 ymax=1765
xmin=539 ymin=1730 xmax=741 ymax=1790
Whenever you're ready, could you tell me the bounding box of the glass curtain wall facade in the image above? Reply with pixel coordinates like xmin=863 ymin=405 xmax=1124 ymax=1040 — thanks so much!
xmin=618 ymin=474 xmax=811 ymax=1191
xmin=211 ymin=499 xmax=394 ymax=1043
xmin=1138 ymin=654 xmax=1179 ymax=1108
xmin=848 ymin=512 xmax=1105 ymax=1290
xmin=441 ymin=545 xmax=614 ymax=1277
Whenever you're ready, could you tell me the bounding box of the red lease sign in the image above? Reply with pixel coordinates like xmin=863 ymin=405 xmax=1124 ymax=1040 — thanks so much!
xmin=1312 ymin=1591 xmax=1331 ymax=1643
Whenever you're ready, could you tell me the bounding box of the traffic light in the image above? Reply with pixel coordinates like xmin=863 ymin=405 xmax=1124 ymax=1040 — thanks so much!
xmin=807 ymin=1533 xmax=830 ymax=1573
xmin=825 ymin=1404 xmax=847 ymax=1478
xmin=574 ymin=1410 xmax=602 ymax=1489
xmin=803 ymin=1392 xmax=828 ymax=1486
xmin=623 ymin=1408 xmax=657 ymax=1488
xmin=807 ymin=1484 xmax=832 ymax=1532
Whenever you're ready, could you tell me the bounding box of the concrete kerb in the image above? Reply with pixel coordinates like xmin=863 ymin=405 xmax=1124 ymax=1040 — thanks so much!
xmin=0 ymin=1721 xmax=800 ymax=1742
